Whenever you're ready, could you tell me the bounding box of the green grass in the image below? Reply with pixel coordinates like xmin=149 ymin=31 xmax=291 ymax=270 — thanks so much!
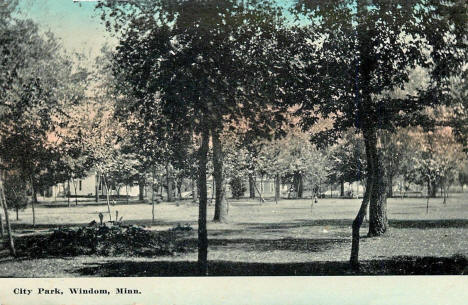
xmin=1 ymin=193 xmax=467 ymax=276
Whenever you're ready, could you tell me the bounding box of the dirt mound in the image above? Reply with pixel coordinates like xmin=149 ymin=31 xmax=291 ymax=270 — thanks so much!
xmin=14 ymin=223 xmax=191 ymax=258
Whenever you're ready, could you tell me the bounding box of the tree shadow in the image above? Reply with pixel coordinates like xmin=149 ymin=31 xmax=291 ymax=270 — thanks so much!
xmin=72 ymin=255 xmax=467 ymax=276
xmin=176 ymin=237 xmax=349 ymax=253
xmin=241 ymin=218 xmax=468 ymax=231
xmin=388 ymin=219 xmax=468 ymax=229
xmin=241 ymin=219 xmax=353 ymax=231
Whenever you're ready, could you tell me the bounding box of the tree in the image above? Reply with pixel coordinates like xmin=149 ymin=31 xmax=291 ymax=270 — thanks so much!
xmin=408 ymin=127 xmax=465 ymax=205
xmin=1 ymin=1 xmax=88 ymax=232
xmin=293 ymin=0 xmax=467 ymax=267
xmin=4 ymin=171 xmax=28 ymax=220
xmin=328 ymin=129 xmax=366 ymax=197
xmin=98 ymin=0 xmax=296 ymax=274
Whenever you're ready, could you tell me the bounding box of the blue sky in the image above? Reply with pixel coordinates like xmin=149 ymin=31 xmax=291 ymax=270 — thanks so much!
xmin=17 ymin=0 xmax=114 ymax=59
xmin=15 ymin=0 xmax=298 ymax=60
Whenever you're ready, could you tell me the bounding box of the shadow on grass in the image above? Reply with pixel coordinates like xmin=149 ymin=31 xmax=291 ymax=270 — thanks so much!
xmin=242 ymin=218 xmax=468 ymax=231
xmin=73 ymin=255 xmax=467 ymax=276
xmin=389 ymin=219 xmax=468 ymax=229
xmin=176 ymin=237 xmax=349 ymax=253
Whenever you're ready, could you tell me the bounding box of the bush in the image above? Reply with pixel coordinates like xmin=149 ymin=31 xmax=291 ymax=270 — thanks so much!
xmin=229 ymin=176 xmax=246 ymax=199
xmin=14 ymin=222 xmax=191 ymax=258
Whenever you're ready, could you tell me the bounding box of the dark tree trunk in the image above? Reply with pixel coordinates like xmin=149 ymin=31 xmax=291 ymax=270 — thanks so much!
xmin=340 ymin=177 xmax=345 ymax=197
xmin=275 ymin=174 xmax=280 ymax=204
xmin=386 ymin=174 xmax=393 ymax=198
xmin=350 ymin=178 xmax=372 ymax=268
xmin=95 ymin=173 xmax=100 ymax=202
xmin=152 ymin=170 xmax=155 ymax=224
xmin=212 ymin=129 xmax=228 ymax=223
xmin=0 ymin=170 xmax=16 ymax=256
xmin=198 ymin=128 xmax=210 ymax=275
xmin=350 ymin=132 xmax=374 ymax=268
xmin=0 ymin=213 xmax=4 ymax=237
xmin=298 ymin=174 xmax=303 ymax=198
xmin=430 ymin=181 xmax=438 ymax=198
xmin=166 ymin=164 xmax=174 ymax=202
xmin=177 ymin=179 xmax=182 ymax=200
xmin=67 ymin=179 xmax=71 ymax=207
xmin=249 ymin=174 xmax=255 ymax=198
xmin=15 ymin=207 xmax=18 ymax=220
xmin=367 ymin=129 xmax=388 ymax=237
xmin=138 ymin=177 xmax=145 ymax=201
xmin=72 ymin=179 xmax=78 ymax=206
xmin=31 ymin=176 xmax=37 ymax=227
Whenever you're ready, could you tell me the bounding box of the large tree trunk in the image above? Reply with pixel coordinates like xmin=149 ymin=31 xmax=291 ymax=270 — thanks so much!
xmin=212 ymin=129 xmax=228 ymax=223
xmin=0 ymin=170 xmax=16 ymax=256
xmin=249 ymin=174 xmax=255 ymax=198
xmin=166 ymin=164 xmax=174 ymax=202
xmin=198 ymin=128 xmax=210 ymax=275
xmin=367 ymin=129 xmax=388 ymax=237
xmin=350 ymin=178 xmax=372 ymax=268
xmin=350 ymin=132 xmax=374 ymax=268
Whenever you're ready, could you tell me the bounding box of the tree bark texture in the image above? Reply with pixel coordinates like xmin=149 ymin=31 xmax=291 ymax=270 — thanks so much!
xmin=198 ymin=128 xmax=210 ymax=275
xmin=366 ymin=129 xmax=388 ymax=237
xmin=350 ymin=133 xmax=374 ymax=268
xmin=212 ymin=129 xmax=228 ymax=223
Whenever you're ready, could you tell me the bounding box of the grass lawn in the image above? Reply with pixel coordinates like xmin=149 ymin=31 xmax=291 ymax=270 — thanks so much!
xmin=1 ymin=192 xmax=467 ymax=276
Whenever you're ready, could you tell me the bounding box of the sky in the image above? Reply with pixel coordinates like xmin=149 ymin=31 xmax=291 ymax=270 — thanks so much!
xmin=16 ymin=0 xmax=115 ymax=60
xmin=15 ymin=0 xmax=297 ymax=61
